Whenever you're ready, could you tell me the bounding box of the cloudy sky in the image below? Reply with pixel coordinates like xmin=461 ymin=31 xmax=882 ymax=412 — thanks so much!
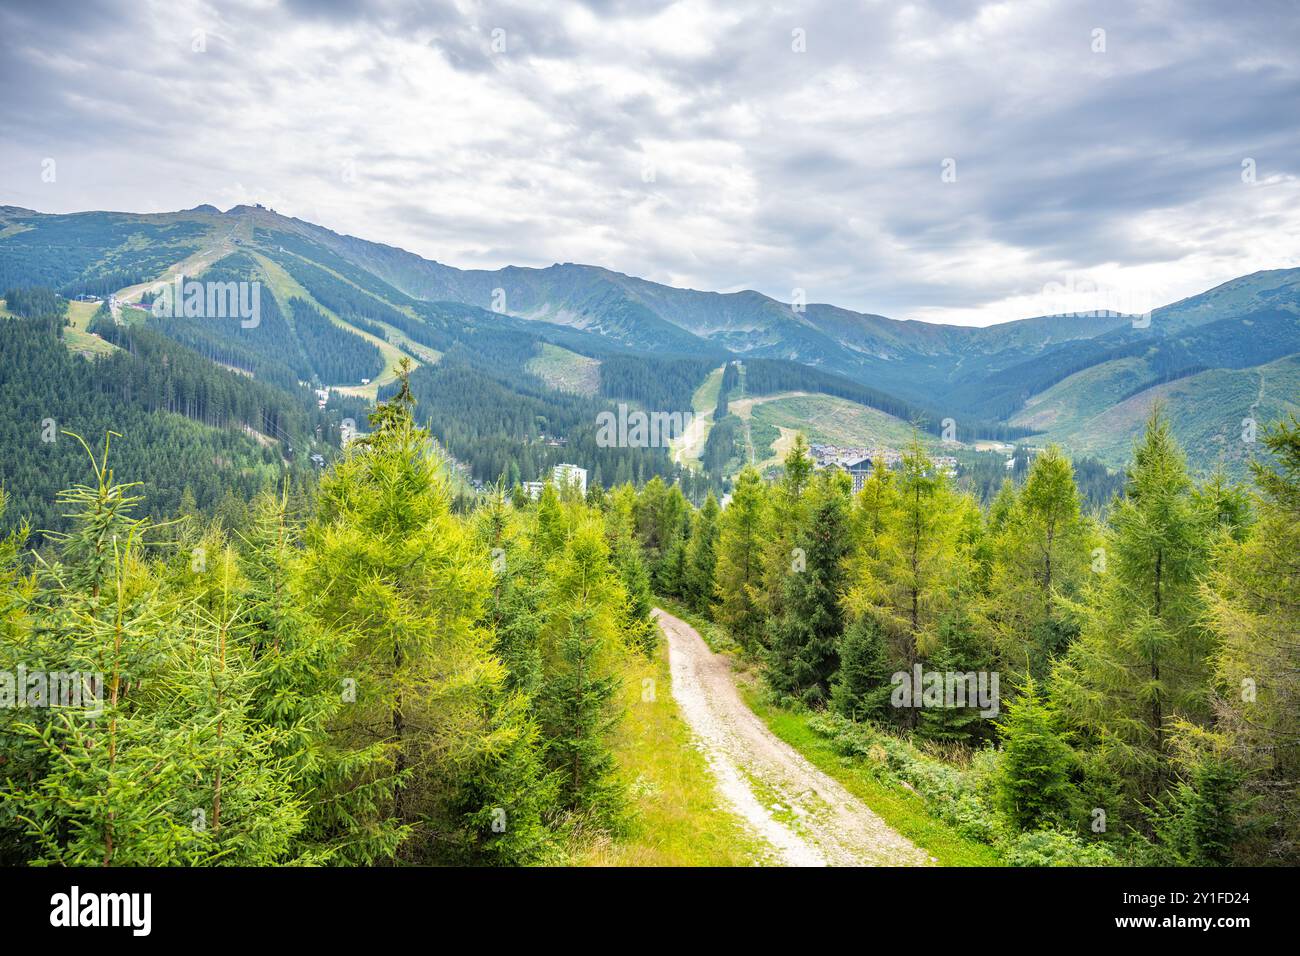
xmin=2 ymin=0 xmax=1297 ymax=325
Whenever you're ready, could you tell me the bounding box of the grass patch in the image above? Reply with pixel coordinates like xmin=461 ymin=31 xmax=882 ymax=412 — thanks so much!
xmin=526 ymin=343 xmax=600 ymax=396
xmin=569 ymin=638 xmax=763 ymax=866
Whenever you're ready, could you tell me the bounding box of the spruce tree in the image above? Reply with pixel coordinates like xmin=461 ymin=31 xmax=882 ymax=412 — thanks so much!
xmin=995 ymin=676 xmax=1077 ymax=832
xmin=2 ymin=435 xmax=302 ymax=865
xmin=917 ymin=610 xmax=996 ymax=744
xmin=537 ymin=519 xmax=627 ymax=824
xmin=767 ymin=470 xmax=851 ymax=706
xmin=684 ymin=491 xmax=720 ymax=613
xmin=830 ymin=614 xmax=892 ymax=721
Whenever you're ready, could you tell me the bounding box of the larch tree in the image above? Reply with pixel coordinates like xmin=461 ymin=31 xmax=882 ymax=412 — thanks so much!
xmin=713 ymin=466 xmax=768 ymax=649
xmin=1053 ymin=406 xmax=1217 ymax=812
xmin=759 ymin=434 xmax=813 ymax=622
xmin=1202 ymin=414 xmax=1300 ymax=862
xmin=983 ymin=445 xmax=1093 ymax=681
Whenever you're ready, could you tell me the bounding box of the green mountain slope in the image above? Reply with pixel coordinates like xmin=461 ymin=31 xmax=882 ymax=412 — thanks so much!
xmin=1019 ymin=354 xmax=1300 ymax=474
xmin=2 ymin=203 xmax=1295 ymax=488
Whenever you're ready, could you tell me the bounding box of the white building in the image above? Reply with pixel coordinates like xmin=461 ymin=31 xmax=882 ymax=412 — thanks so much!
xmin=521 ymin=481 xmax=545 ymax=500
xmin=553 ymin=463 xmax=588 ymax=496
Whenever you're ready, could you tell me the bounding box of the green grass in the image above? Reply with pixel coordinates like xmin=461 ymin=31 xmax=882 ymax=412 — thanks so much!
xmin=691 ymin=364 xmax=726 ymax=414
xmin=525 ymin=343 xmax=601 ymax=396
xmin=569 ymin=638 xmax=763 ymax=866
xmin=748 ymin=393 xmax=924 ymax=451
xmin=740 ymin=690 xmax=1004 ymax=867
xmin=1 ymin=298 xmax=119 ymax=358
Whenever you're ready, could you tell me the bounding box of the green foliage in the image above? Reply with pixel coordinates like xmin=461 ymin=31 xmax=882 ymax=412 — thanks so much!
xmin=1053 ymin=406 xmax=1218 ymax=808
xmin=1003 ymin=829 xmax=1119 ymax=867
xmin=1201 ymin=414 xmax=1300 ymax=863
xmin=297 ymin=366 xmax=544 ymax=862
xmin=537 ymin=518 xmax=628 ymax=825
xmin=916 ymin=611 xmax=997 ymax=745
xmin=2 ymin=286 xmax=67 ymax=320
xmin=1145 ymin=743 xmax=1247 ymax=866
xmin=767 ymin=469 xmax=851 ymax=706
xmin=683 ymin=492 xmax=720 ymax=612
xmin=994 ymin=677 xmax=1076 ymax=831
xmin=288 ymin=297 xmax=384 ymax=385
xmin=713 ymin=467 xmax=767 ymax=648
xmin=830 ymin=614 xmax=892 ymax=721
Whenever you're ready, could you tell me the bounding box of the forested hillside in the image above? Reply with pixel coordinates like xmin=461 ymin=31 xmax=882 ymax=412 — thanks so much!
xmin=0 ymin=313 xmax=317 ymax=537
xmin=0 ymin=203 xmax=1295 ymax=870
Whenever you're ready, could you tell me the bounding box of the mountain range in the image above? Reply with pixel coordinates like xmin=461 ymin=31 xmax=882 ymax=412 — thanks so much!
xmin=2 ymin=202 xmax=1297 ymax=496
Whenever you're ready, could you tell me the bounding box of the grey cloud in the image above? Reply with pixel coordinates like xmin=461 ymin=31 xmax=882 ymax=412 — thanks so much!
xmin=1 ymin=0 xmax=1297 ymax=323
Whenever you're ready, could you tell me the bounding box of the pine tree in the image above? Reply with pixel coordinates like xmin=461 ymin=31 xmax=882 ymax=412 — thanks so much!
xmin=767 ymin=470 xmax=851 ymax=706
xmin=995 ymin=676 xmax=1077 ymax=832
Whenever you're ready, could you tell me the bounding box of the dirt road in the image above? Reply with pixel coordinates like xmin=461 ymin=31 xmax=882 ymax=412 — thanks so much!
xmin=655 ymin=608 xmax=930 ymax=867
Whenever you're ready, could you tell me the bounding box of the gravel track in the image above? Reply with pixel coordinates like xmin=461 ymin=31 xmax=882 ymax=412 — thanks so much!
xmin=656 ymin=608 xmax=931 ymax=867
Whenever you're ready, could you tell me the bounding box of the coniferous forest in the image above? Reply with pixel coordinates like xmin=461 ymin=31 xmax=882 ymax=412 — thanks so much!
xmin=2 ymin=347 xmax=1295 ymax=867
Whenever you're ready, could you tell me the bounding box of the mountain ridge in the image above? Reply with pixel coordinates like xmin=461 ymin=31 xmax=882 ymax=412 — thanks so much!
xmin=2 ymin=201 xmax=1297 ymax=477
